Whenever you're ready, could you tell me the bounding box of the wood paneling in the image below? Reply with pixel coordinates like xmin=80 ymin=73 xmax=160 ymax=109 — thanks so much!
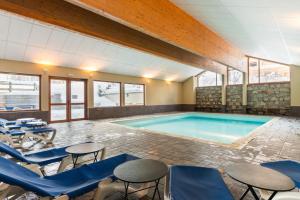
xmin=0 ymin=0 xmax=227 ymax=74
xmin=71 ymin=0 xmax=246 ymax=71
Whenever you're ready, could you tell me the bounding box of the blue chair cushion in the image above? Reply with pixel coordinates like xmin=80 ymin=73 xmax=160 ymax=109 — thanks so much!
xmin=169 ymin=165 xmax=234 ymax=200
xmin=6 ymin=125 xmax=22 ymax=130
xmin=0 ymin=129 xmax=26 ymax=136
xmin=23 ymin=146 xmax=69 ymax=166
xmin=28 ymin=127 xmax=55 ymax=134
xmin=0 ymin=142 xmax=27 ymax=162
xmin=0 ymin=153 xmax=138 ymax=197
xmin=0 ymin=118 xmax=16 ymax=127
xmin=0 ymin=142 xmax=68 ymax=166
xmin=262 ymin=160 xmax=300 ymax=188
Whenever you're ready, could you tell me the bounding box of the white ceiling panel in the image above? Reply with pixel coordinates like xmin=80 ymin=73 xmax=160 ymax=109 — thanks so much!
xmin=0 ymin=41 xmax=5 ymax=59
xmin=171 ymin=0 xmax=300 ymax=65
xmin=46 ymin=28 xmax=69 ymax=51
xmin=0 ymin=15 xmax=9 ymax=40
xmin=7 ymin=18 xmax=32 ymax=44
xmin=28 ymin=24 xmax=52 ymax=47
xmin=77 ymin=36 xmax=98 ymax=56
xmin=24 ymin=45 xmax=45 ymax=61
xmin=5 ymin=42 xmax=26 ymax=60
xmin=0 ymin=10 xmax=203 ymax=81
xmin=61 ymin=33 xmax=83 ymax=54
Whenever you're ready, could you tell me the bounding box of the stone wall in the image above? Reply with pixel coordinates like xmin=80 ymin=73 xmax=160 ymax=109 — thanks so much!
xmin=196 ymin=82 xmax=291 ymax=115
xmin=247 ymin=83 xmax=290 ymax=115
xmin=226 ymin=85 xmax=244 ymax=113
xmin=196 ymin=86 xmax=223 ymax=112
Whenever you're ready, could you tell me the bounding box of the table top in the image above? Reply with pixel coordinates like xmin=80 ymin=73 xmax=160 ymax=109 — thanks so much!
xmin=114 ymin=159 xmax=168 ymax=183
xmin=226 ymin=164 xmax=295 ymax=192
xmin=66 ymin=143 xmax=104 ymax=155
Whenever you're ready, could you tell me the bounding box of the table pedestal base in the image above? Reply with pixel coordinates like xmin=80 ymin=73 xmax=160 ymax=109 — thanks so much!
xmin=123 ymin=179 xmax=162 ymax=200
xmin=71 ymin=151 xmax=100 ymax=168
xmin=240 ymin=185 xmax=277 ymax=200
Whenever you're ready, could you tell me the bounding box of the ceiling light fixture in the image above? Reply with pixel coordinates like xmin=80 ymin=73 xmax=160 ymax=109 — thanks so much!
xmin=37 ymin=60 xmax=54 ymax=66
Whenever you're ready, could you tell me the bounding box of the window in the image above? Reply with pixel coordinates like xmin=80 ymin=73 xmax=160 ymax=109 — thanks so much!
xmin=260 ymin=60 xmax=290 ymax=83
xmin=248 ymin=57 xmax=290 ymax=84
xmin=93 ymin=81 xmax=120 ymax=107
xmin=228 ymin=67 xmax=243 ymax=85
xmin=124 ymin=83 xmax=145 ymax=106
xmin=249 ymin=58 xmax=259 ymax=84
xmin=197 ymin=71 xmax=222 ymax=87
xmin=0 ymin=73 xmax=40 ymax=111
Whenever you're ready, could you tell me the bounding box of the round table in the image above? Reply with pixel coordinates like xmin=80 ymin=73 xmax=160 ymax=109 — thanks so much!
xmin=226 ymin=164 xmax=295 ymax=200
xmin=65 ymin=143 xmax=105 ymax=168
xmin=114 ymin=159 xmax=168 ymax=200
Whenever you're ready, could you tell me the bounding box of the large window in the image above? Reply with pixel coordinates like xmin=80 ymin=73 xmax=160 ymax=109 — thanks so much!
xmin=248 ymin=57 xmax=290 ymax=84
xmin=228 ymin=67 xmax=243 ymax=85
xmin=93 ymin=81 xmax=121 ymax=107
xmin=197 ymin=71 xmax=222 ymax=87
xmin=249 ymin=58 xmax=259 ymax=84
xmin=124 ymin=83 xmax=145 ymax=106
xmin=0 ymin=73 xmax=40 ymax=111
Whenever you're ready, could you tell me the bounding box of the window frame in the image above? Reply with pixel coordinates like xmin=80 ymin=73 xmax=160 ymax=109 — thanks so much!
xmin=93 ymin=80 xmax=122 ymax=108
xmin=197 ymin=71 xmax=222 ymax=87
xmin=227 ymin=67 xmax=243 ymax=86
xmin=0 ymin=72 xmax=41 ymax=112
xmin=123 ymin=83 xmax=145 ymax=106
xmin=247 ymin=56 xmax=291 ymax=85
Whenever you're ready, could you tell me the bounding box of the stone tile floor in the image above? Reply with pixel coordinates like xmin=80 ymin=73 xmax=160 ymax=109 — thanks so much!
xmin=22 ymin=112 xmax=300 ymax=199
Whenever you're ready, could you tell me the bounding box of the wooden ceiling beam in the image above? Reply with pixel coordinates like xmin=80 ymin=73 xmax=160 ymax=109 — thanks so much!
xmin=69 ymin=0 xmax=247 ymax=72
xmin=0 ymin=0 xmax=228 ymax=74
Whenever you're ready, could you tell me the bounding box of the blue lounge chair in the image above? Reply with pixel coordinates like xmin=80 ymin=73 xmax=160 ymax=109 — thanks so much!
xmin=165 ymin=165 xmax=234 ymax=200
xmin=0 ymin=153 xmax=138 ymax=199
xmin=0 ymin=126 xmax=57 ymax=149
xmin=0 ymin=118 xmax=16 ymax=127
xmin=0 ymin=118 xmax=21 ymax=130
xmin=1 ymin=127 xmax=56 ymax=136
xmin=27 ymin=127 xmax=56 ymax=134
xmin=0 ymin=142 xmax=69 ymax=167
xmin=261 ymin=160 xmax=300 ymax=188
xmin=0 ymin=129 xmax=26 ymax=136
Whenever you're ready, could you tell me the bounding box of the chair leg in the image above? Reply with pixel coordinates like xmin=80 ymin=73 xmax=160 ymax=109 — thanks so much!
xmin=0 ymin=182 xmax=10 ymax=199
xmin=51 ymin=195 xmax=69 ymax=200
xmin=99 ymin=147 xmax=106 ymax=161
xmin=57 ymin=155 xmax=73 ymax=173
xmin=48 ymin=129 xmax=57 ymax=144
xmin=93 ymin=178 xmax=113 ymax=200
xmin=0 ymin=185 xmax=26 ymax=200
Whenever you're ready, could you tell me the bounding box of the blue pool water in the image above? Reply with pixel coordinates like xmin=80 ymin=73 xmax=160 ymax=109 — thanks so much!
xmin=114 ymin=113 xmax=272 ymax=144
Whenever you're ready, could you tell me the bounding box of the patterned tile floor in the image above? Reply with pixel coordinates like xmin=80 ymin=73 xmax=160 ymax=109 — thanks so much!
xmin=23 ymin=112 xmax=300 ymax=199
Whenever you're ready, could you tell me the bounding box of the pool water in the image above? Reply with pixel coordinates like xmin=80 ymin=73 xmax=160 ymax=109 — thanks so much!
xmin=114 ymin=113 xmax=272 ymax=144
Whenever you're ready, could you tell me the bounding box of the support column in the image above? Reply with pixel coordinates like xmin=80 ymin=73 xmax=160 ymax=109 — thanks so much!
xmin=222 ymin=74 xmax=227 ymax=112
xmin=242 ymin=72 xmax=248 ymax=113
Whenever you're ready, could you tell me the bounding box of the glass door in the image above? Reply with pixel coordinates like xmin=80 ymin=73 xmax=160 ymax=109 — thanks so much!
xmin=70 ymin=80 xmax=86 ymax=120
xmin=50 ymin=79 xmax=67 ymax=122
xmin=50 ymin=78 xmax=86 ymax=122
